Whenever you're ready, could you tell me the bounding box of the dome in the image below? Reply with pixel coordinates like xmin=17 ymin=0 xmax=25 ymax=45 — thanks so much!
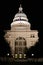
xmin=11 ymin=4 xmax=30 ymax=27
xmin=15 ymin=13 xmax=27 ymax=18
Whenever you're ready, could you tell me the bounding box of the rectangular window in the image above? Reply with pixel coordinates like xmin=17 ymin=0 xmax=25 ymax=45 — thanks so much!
xmin=19 ymin=42 xmax=22 ymax=46
xmin=19 ymin=54 xmax=22 ymax=58
xmin=15 ymin=54 xmax=18 ymax=58
xmin=31 ymin=34 xmax=35 ymax=38
xmin=18 ymin=47 xmax=23 ymax=54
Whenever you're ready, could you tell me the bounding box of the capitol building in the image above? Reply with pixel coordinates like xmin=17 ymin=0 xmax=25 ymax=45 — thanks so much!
xmin=4 ymin=5 xmax=39 ymax=58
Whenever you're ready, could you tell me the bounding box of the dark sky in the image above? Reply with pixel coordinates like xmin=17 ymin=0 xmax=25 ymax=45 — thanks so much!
xmin=0 ymin=0 xmax=43 ymax=58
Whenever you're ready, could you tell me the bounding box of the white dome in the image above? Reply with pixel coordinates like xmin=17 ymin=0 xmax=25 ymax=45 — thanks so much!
xmin=15 ymin=13 xmax=27 ymax=17
xmin=11 ymin=21 xmax=30 ymax=26
xmin=11 ymin=5 xmax=31 ymax=27
xmin=13 ymin=13 xmax=28 ymax=22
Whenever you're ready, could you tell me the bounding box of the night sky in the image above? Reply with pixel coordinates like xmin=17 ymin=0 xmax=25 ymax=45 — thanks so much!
xmin=0 ymin=0 xmax=43 ymax=58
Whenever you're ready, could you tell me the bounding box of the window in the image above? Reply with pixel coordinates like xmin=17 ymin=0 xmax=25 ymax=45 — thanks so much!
xmin=23 ymin=41 xmax=26 ymax=46
xmin=15 ymin=37 xmax=26 ymax=54
xmin=19 ymin=54 xmax=22 ymax=58
xmin=31 ymin=34 xmax=35 ymax=38
xmin=19 ymin=37 xmax=22 ymax=40
xmin=24 ymin=54 xmax=26 ymax=58
xmin=15 ymin=54 xmax=18 ymax=58
xmin=15 ymin=47 xmax=18 ymax=53
xmin=19 ymin=42 xmax=22 ymax=46
xmin=15 ymin=41 xmax=18 ymax=46
xmin=18 ymin=47 xmax=23 ymax=54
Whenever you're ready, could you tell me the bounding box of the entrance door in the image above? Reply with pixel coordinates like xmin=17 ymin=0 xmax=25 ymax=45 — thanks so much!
xmin=15 ymin=37 xmax=26 ymax=58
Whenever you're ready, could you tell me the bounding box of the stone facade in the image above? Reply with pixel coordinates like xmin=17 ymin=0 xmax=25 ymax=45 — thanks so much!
xmin=4 ymin=5 xmax=39 ymax=58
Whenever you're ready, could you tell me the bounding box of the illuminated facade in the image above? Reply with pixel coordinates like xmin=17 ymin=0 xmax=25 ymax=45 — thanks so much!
xmin=4 ymin=5 xmax=39 ymax=58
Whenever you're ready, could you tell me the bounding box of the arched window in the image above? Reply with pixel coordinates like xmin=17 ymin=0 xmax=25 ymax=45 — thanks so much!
xmin=15 ymin=37 xmax=26 ymax=54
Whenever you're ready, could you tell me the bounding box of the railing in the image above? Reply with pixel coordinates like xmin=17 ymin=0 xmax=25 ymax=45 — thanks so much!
xmin=0 ymin=57 xmax=43 ymax=62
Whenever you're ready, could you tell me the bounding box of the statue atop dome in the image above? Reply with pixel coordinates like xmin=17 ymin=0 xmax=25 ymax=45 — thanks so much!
xmin=19 ymin=4 xmax=23 ymax=13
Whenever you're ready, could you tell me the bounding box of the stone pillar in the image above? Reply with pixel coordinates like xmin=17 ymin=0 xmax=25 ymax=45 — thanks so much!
xmin=9 ymin=39 xmax=14 ymax=57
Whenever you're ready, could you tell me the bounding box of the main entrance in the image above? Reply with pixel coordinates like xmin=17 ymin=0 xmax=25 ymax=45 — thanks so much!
xmin=15 ymin=37 xmax=26 ymax=58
